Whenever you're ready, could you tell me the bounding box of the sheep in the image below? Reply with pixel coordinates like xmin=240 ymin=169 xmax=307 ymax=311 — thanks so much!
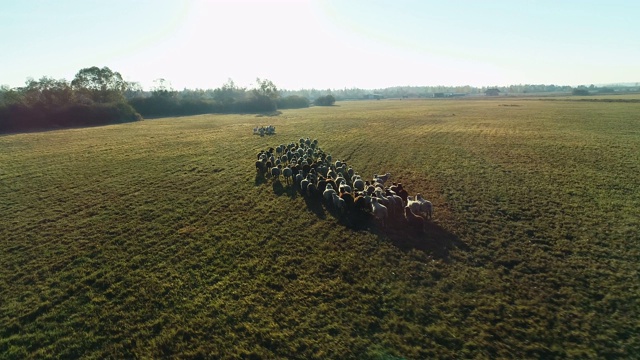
xmin=373 ymin=188 xmax=392 ymax=210
xmin=338 ymin=179 xmax=351 ymax=194
xmin=347 ymin=167 xmax=354 ymax=180
xmin=307 ymin=181 xmax=317 ymax=197
xmin=353 ymin=176 xmax=365 ymax=192
xmin=404 ymin=206 xmax=425 ymax=232
xmin=282 ymin=166 xmax=293 ymax=185
xmin=390 ymin=183 xmax=409 ymax=203
xmin=370 ymin=197 xmax=388 ymax=227
xmin=300 ymin=176 xmax=309 ymax=193
xmin=325 ymin=179 xmax=337 ymax=195
xmin=353 ymin=195 xmax=370 ymax=212
xmin=255 ymin=159 xmax=267 ymax=175
xmin=302 ymin=162 xmax=311 ymax=175
xmin=386 ymin=190 xmax=404 ymax=215
xmin=317 ymin=177 xmax=328 ymax=194
xmin=406 ymin=196 xmax=422 ymax=216
xmin=332 ymin=192 xmax=346 ymax=213
xmin=316 ymin=164 xmax=328 ymax=177
xmin=416 ymin=194 xmax=433 ymax=219
xmin=270 ymin=165 xmax=282 ymax=182
xmin=295 ymin=170 xmax=304 ymax=187
xmin=365 ymin=184 xmax=376 ymax=196
xmin=373 ymin=172 xmax=391 ymax=185
xmin=323 ymin=184 xmax=337 ymax=202
xmin=340 ymin=191 xmax=354 ymax=210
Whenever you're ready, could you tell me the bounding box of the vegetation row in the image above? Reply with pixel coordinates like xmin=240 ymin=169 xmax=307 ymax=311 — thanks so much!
xmin=0 ymin=67 xmax=340 ymax=134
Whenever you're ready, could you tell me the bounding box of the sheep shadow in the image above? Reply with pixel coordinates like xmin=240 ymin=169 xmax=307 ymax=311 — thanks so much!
xmin=379 ymin=220 xmax=468 ymax=261
xmin=271 ymin=180 xmax=299 ymax=199
xmin=302 ymin=195 xmax=327 ymax=220
xmin=255 ymin=173 xmax=268 ymax=186
xmin=266 ymin=185 xmax=465 ymax=260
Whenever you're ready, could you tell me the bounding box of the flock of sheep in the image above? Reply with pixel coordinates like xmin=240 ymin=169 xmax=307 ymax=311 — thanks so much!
xmin=255 ymin=137 xmax=434 ymax=232
xmin=253 ymin=125 xmax=276 ymax=137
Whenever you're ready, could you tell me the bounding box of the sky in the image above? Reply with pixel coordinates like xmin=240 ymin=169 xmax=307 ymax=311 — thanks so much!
xmin=1 ymin=0 xmax=639 ymax=90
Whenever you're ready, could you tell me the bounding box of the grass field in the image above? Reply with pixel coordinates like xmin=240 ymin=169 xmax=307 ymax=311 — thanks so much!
xmin=1 ymin=98 xmax=639 ymax=359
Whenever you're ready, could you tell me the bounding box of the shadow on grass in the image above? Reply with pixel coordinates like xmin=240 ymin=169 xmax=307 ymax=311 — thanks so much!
xmin=255 ymin=173 xmax=268 ymax=186
xmin=255 ymin=110 xmax=282 ymax=117
xmin=271 ymin=180 xmax=299 ymax=199
xmin=380 ymin=220 xmax=468 ymax=260
xmin=267 ymin=183 xmax=466 ymax=260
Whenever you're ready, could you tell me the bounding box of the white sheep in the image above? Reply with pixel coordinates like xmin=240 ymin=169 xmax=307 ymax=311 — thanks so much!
xmin=416 ymin=193 xmax=433 ymax=219
xmin=373 ymin=172 xmax=391 ymax=185
xmin=323 ymin=184 xmax=337 ymax=202
xmin=338 ymin=179 xmax=351 ymax=194
xmin=300 ymin=176 xmax=309 ymax=192
xmin=406 ymin=195 xmax=422 ymax=216
xmin=371 ymin=197 xmax=388 ymax=227
xmin=332 ymin=192 xmax=346 ymax=213
xmin=352 ymin=176 xmax=365 ymax=192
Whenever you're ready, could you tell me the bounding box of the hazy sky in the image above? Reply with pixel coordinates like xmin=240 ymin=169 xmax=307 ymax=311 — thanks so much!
xmin=2 ymin=0 xmax=639 ymax=90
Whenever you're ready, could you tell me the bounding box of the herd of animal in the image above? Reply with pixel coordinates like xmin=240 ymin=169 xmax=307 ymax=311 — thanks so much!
xmin=255 ymin=137 xmax=434 ymax=232
xmin=253 ymin=125 xmax=276 ymax=136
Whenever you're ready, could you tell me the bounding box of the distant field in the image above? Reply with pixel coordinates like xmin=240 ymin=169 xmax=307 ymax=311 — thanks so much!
xmin=1 ymin=98 xmax=639 ymax=359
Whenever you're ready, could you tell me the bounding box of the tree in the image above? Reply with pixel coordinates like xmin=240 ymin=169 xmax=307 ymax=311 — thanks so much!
xmin=572 ymin=88 xmax=590 ymax=96
xmin=314 ymin=94 xmax=335 ymax=106
xmin=151 ymin=78 xmax=177 ymax=98
xmin=0 ymin=85 xmax=25 ymax=107
xmin=253 ymin=78 xmax=279 ymax=100
xmin=213 ymin=79 xmax=245 ymax=111
xmin=277 ymin=95 xmax=310 ymax=109
xmin=23 ymin=77 xmax=73 ymax=109
xmin=123 ymin=81 xmax=144 ymax=100
xmin=71 ymin=66 xmax=126 ymax=103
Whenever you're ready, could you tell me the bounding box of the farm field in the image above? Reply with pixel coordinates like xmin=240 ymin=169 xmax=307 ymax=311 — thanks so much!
xmin=1 ymin=98 xmax=639 ymax=359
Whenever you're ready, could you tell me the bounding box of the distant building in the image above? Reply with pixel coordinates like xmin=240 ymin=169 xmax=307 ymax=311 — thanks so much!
xmin=485 ymin=88 xmax=500 ymax=96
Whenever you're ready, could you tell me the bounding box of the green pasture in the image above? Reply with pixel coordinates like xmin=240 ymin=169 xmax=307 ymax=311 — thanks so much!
xmin=1 ymin=98 xmax=639 ymax=359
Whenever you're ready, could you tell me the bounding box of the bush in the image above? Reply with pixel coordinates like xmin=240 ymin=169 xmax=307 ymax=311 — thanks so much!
xmin=233 ymin=94 xmax=276 ymax=113
xmin=572 ymin=89 xmax=590 ymax=96
xmin=51 ymin=102 xmax=141 ymax=127
xmin=129 ymin=96 xmax=180 ymax=117
xmin=177 ymin=99 xmax=224 ymax=115
xmin=277 ymin=95 xmax=310 ymax=109
xmin=0 ymin=102 xmax=141 ymax=133
xmin=314 ymin=94 xmax=336 ymax=106
xmin=0 ymin=104 xmax=46 ymax=133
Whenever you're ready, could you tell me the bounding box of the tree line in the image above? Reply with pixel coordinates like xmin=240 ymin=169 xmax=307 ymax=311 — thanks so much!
xmin=3 ymin=66 xmax=631 ymax=134
xmin=0 ymin=67 xmax=142 ymax=133
xmin=0 ymin=67 xmax=328 ymax=134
